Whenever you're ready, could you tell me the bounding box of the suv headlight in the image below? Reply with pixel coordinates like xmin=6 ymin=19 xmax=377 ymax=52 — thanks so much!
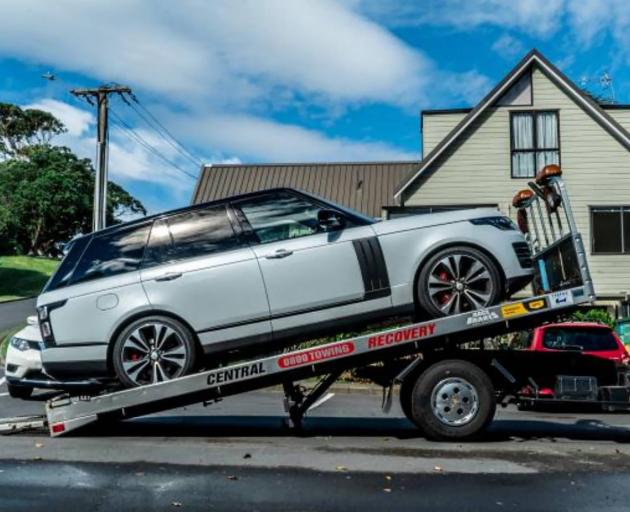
xmin=470 ymin=216 xmax=518 ymax=231
xmin=10 ymin=337 xmax=32 ymax=352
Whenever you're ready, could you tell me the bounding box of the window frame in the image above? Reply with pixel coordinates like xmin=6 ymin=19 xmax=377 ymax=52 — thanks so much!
xmin=509 ymin=109 xmax=561 ymax=179
xmin=590 ymin=205 xmax=630 ymax=255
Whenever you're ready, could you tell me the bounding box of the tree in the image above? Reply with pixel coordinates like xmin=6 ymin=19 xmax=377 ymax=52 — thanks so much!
xmin=0 ymin=103 xmax=66 ymax=158
xmin=0 ymin=145 xmax=146 ymax=255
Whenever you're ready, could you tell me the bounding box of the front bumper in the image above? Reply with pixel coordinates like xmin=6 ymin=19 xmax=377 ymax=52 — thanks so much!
xmin=5 ymin=344 xmax=43 ymax=381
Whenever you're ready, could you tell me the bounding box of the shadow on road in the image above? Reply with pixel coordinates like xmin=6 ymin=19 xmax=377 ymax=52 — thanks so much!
xmin=72 ymin=414 xmax=630 ymax=443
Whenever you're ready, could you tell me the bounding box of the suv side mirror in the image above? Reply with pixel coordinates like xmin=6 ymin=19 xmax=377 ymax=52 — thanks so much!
xmin=318 ymin=209 xmax=345 ymax=231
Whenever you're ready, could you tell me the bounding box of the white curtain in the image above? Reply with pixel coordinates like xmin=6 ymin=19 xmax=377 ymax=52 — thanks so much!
xmin=536 ymin=112 xmax=558 ymax=148
xmin=512 ymin=113 xmax=534 ymax=177
xmin=536 ymin=112 xmax=559 ymax=172
xmin=512 ymin=113 xmax=534 ymax=149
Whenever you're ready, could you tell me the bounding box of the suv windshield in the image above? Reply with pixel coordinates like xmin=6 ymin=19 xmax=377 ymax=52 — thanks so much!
xmin=542 ymin=327 xmax=619 ymax=351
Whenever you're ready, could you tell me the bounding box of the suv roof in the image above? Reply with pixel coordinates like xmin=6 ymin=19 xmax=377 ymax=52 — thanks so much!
xmin=74 ymin=187 xmax=304 ymax=241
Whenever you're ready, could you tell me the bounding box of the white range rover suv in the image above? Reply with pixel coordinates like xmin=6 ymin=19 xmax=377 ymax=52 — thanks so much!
xmin=32 ymin=188 xmax=533 ymax=388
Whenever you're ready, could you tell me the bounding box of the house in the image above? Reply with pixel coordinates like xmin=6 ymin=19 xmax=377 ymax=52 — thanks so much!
xmin=396 ymin=49 xmax=630 ymax=314
xmin=192 ymin=49 xmax=630 ymax=315
xmin=192 ymin=161 xmax=419 ymax=218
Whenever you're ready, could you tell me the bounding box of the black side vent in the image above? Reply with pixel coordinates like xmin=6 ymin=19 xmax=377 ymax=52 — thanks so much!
xmin=513 ymin=242 xmax=533 ymax=269
xmin=352 ymin=237 xmax=391 ymax=299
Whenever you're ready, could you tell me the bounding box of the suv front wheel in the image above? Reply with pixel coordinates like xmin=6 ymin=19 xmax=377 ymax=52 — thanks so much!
xmin=112 ymin=315 xmax=197 ymax=388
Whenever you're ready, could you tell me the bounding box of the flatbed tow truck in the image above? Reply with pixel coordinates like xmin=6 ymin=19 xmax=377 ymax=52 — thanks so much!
xmin=2 ymin=166 xmax=630 ymax=440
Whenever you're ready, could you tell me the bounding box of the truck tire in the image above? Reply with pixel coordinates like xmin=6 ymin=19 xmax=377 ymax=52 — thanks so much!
xmin=408 ymin=359 xmax=496 ymax=441
xmin=8 ymin=383 xmax=33 ymax=400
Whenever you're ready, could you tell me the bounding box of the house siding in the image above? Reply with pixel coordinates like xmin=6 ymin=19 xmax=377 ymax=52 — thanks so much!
xmin=422 ymin=113 xmax=467 ymax=157
xmin=406 ymin=65 xmax=630 ymax=299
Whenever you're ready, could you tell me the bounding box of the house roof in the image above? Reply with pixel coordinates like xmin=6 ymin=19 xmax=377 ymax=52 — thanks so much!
xmin=395 ymin=49 xmax=630 ymax=199
xmin=192 ymin=161 xmax=420 ymax=217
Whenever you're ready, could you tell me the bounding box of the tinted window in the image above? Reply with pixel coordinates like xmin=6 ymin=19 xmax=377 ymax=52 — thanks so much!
xmin=542 ymin=327 xmax=619 ymax=351
xmin=71 ymin=224 xmax=151 ymax=284
xmin=592 ymin=208 xmax=623 ymax=253
xmin=43 ymin=236 xmax=90 ymax=291
xmin=236 ymin=192 xmax=326 ymax=243
xmin=144 ymin=205 xmax=239 ymax=266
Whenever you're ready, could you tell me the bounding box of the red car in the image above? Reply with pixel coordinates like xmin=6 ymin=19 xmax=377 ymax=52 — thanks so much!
xmin=527 ymin=322 xmax=629 ymax=365
xmin=518 ymin=322 xmax=629 ymax=400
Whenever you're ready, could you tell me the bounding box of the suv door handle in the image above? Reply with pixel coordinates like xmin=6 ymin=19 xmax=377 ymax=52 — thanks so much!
xmin=155 ymin=272 xmax=183 ymax=282
xmin=265 ymin=249 xmax=293 ymax=259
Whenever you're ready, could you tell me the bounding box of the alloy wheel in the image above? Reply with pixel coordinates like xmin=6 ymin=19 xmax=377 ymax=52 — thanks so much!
xmin=426 ymin=253 xmax=495 ymax=315
xmin=120 ymin=321 xmax=189 ymax=386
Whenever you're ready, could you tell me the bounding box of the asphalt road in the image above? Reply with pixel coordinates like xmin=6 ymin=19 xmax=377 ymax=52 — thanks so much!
xmin=2 ymin=378 xmax=630 ymax=510
xmin=0 ymin=297 xmax=36 ymax=333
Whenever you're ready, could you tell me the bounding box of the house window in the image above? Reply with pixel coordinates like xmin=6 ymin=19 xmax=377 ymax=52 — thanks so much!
xmin=591 ymin=207 xmax=630 ymax=254
xmin=510 ymin=111 xmax=560 ymax=178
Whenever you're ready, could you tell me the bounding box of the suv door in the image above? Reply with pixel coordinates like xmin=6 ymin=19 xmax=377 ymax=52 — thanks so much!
xmin=140 ymin=204 xmax=272 ymax=352
xmin=232 ymin=191 xmax=392 ymax=336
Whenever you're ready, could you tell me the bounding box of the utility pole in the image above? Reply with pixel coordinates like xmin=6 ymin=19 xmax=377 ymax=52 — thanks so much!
xmin=70 ymin=84 xmax=131 ymax=232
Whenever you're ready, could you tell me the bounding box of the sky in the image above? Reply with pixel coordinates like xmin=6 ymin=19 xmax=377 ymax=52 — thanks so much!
xmin=0 ymin=0 xmax=629 ymax=214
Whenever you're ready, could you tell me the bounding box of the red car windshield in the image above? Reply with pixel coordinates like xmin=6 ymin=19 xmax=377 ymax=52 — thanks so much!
xmin=542 ymin=327 xmax=619 ymax=352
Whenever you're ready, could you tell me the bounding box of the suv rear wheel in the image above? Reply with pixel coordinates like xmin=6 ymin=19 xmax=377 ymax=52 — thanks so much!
xmin=112 ymin=315 xmax=197 ymax=388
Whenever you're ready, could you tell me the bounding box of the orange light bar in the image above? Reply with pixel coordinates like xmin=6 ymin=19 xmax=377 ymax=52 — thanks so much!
xmin=512 ymin=189 xmax=534 ymax=208
xmin=535 ymin=164 xmax=562 ymax=185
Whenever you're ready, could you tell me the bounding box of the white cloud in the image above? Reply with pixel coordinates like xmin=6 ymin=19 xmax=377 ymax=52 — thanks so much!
xmin=24 ymin=98 xmax=94 ymax=137
xmin=172 ymin=111 xmax=417 ymax=162
xmin=357 ymin=0 xmax=565 ymax=37
xmin=491 ymin=34 xmax=526 ymax=61
xmin=0 ymin=0 xmax=488 ymax=110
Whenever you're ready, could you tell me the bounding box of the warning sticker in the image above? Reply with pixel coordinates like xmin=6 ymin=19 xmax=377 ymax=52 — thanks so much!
xmin=501 ymin=298 xmax=549 ymax=319
xmin=550 ymin=290 xmax=573 ymax=308
xmin=278 ymin=341 xmax=355 ymax=369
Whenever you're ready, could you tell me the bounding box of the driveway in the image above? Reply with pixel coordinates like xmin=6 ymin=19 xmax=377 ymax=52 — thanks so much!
xmin=0 ymin=297 xmax=36 ymax=333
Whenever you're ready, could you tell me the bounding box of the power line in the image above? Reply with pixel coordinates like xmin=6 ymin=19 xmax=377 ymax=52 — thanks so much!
xmin=109 ymin=108 xmax=198 ymax=181
xmin=120 ymin=93 xmax=203 ymax=168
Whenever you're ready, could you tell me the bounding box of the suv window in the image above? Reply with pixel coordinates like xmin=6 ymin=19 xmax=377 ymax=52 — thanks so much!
xmin=236 ymin=192 xmax=335 ymax=244
xmin=71 ymin=224 xmax=151 ymax=285
xmin=542 ymin=327 xmax=619 ymax=351
xmin=43 ymin=236 xmax=90 ymax=292
xmin=144 ymin=205 xmax=240 ymax=266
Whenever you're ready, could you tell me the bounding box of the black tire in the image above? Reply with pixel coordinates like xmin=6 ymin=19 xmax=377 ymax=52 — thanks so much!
xmin=112 ymin=315 xmax=197 ymax=388
xmin=408 ymin=359 xmax=496 ymax=441
xmin=417 ymin=245 xmax=502 ymax=318
xmin=8 ymin=384 xmax=33 ymax=399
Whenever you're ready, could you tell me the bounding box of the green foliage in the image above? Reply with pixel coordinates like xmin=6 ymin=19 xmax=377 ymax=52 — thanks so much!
xmin=0 ymin=145 xmax=146 ymax=255
xmin=0 ymin=255 xmax=59 ymax=301
xmin=570 ymin=308 xmax=616 ymax=328
xmin=0 ymin=103 xmax=65 ymax=157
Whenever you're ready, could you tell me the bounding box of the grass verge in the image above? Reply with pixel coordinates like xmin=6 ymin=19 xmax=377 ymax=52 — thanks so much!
xmin=0 ymin=255 xmax=59 ymax=302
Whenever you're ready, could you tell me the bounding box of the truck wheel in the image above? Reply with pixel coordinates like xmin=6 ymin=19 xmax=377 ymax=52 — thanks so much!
xmin=409 ymin=359 xmax=496 ymax=441
xmin=417 ymin=246 xmax=501 ymax=317
xmin=8 ymin=384 xmax=33 ymax=400
xmin=112 ymin=315 xmax=197 ymax=388
xmin=399 ymin=379 xmax=414 ymax=421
